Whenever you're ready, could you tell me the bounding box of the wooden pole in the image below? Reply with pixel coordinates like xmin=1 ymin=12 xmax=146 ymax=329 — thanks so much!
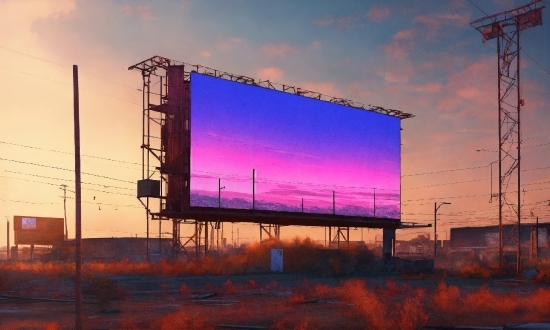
xmin=73 ymin=64 xmax=82 ymax=329
xmin=6 ymin=220 xmax=9 ymax=260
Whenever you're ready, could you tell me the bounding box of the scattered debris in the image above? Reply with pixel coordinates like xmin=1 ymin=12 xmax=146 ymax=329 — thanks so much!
xmin=194 ymin=292 xmax=217 ymax=300
xmin=522 ymin=268 xmax=538 ymax=280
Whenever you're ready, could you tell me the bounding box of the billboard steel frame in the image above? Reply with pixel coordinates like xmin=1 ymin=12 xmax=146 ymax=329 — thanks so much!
xmin=129 ymin=56 xmax=413 ymax=256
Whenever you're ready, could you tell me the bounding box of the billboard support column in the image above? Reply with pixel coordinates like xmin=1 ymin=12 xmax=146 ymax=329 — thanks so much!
xmin=382 ymin=228 xmax=395 ymax=264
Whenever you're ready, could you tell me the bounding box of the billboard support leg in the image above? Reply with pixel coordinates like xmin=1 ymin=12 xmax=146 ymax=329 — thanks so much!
xmin=383 ymin=228 xmax=396 ymax=264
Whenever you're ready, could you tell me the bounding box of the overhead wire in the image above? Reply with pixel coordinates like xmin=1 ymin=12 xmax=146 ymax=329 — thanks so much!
xmin=0 ymin=157 xmax=134 ymax=184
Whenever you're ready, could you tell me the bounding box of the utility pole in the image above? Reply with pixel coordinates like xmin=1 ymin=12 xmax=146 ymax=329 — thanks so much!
xmin=6 ymin=219 xmax=9 ymax=260
xmin=434 ymin=202 xmax=451 ymax=258
xmin=252 ymin=169 xmax=255 ymax=210
xmin=60 ymin=184 xmax=68 ymax=240
xmin=73 ymin=64 xmax=83 ymax=330
xmin=373 ymin=188 xmax=377 ymax=217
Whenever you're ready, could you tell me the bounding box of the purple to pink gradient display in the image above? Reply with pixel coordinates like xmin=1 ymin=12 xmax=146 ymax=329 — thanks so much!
xmin=190 ymin=72 xmax=401 ymax=219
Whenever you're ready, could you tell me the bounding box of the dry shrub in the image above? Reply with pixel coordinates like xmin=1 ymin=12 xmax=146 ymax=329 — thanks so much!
xmin=312 ymin=283 xmax=332 ymax=300
xmin=117 ymin=318 xmax=139 ymax=330
xmin=289 ymin=293 xmax=305 ymax=303
xmin=223 ymin=279 xmax=237 ymax=295
xmin=44 ymin=322 xmax=59 ymax=330
xmin=85 ymin=276 xmax=125 ymax=305
xmin=458 ymin=263 xmax=504 ymax=279
xmin=159 ymin=309 xmax=213 ymax=330
xmin=534 ymin=267 xmax=550 ymax=283
xmin=526 ymin=288 xmax=550 ymax=319
xmin=336 ymin=279 xmax=386 ymax=329
xmin=463 ymin=285 xmax=496 ymax=313
xmin=0 ymin=269 xmax=9 ymax=291
xmin=248 ymin=278 xmax=257 ymax=289
xmin=432 ymin=281 xmax=460 ymax=313
xmin=178 ymin=283 xmax=190 ymax=298
xmin=391 ymin=294 xmax=429 ymax=330
xmin=0 ymin=238 xmax=378 ymax=278
xmin=265 ymin=280 xmax=279 ymax=291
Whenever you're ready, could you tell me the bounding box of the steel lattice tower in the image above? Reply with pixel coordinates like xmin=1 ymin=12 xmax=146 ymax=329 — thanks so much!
xmin=471 ymin=0 xmax=545 ymax=273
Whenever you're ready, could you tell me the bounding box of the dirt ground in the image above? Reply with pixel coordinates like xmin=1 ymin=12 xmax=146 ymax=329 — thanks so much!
xmin=2 ymin=269 xmax=550 ymax=330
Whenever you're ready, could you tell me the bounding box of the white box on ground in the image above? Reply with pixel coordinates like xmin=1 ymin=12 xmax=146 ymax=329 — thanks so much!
xmin=271 ymin=248 xmax=283 ymax=273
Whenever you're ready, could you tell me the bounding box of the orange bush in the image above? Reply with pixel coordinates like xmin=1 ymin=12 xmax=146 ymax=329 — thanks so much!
xmin=158 ymin=309 xmax=213 ymax=330
xmin=336 ymin=279 xmax=386 ymax=329
xmin=432 ymin=281 xmax=460 ymax=313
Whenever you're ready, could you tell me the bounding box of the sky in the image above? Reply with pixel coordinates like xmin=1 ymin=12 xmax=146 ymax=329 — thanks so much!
xmin=0 ymin=0 xmax=549 ymax=248
xmin=190 ymin=72 xmax=400 ymax=218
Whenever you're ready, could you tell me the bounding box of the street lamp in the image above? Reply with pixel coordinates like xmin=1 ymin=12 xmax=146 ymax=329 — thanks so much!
xmin=434 ymin=202 xmax=451 ymax=258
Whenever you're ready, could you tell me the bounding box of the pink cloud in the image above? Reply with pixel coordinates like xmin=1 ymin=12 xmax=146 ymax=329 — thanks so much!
xmin=121 ymin=5 xmax=155 ymax=20
xmin=367 ymin=6 xmax=391 ymax=23
xmin=394 ymin=29 xmax=415 ymax=41
xmin=382 ymin=41 xmax=413 ymax=59
xmin=256 ymin=67 xmax=283 ymax=80
xmin=260 ymin=43 xmax=296 ymax=58
xmin=301 ymin=82 xmax=342 ymax=98
xmin=308 ymin=40 xmax=323 ymax=51
xmin=412 ymin=82 xmax=442 ymax=93
xmin=199 ymin=51 xmax=211 ymax=58
xmin=346 ymin=82 xmax=374 ymax=99
xmin=381 ymin=29 xmax=416 ymax=60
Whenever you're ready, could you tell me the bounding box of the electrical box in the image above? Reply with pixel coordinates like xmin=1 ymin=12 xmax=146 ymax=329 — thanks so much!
xmin=137 ymin=179 xmax=161 ymax=198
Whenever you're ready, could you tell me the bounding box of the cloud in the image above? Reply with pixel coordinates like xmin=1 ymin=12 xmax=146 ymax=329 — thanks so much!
xmin=412 ymin=82 xmax=442 ymax=93
xmin=367 ymin=6 xmax=391 ymax=22
xmin=381 ymin=29 xmax=416 ymax=60
xmin=414 ymin=13 xmax=470 ymax=37
xmin=256 ymin=67 xmax=283 ymax=80
xmin=199 ymin=51 xmax=211 ymax=58
xmin=308 ymin=40 xmax=323 ymax=51
xmin=346 ymin=82 xmax=374 ymax=99
xmin=216 ymin=37 xmax=244 ymax=51
xmin=394 ymin=29 xmax=415 ymax=41
xmin=121 ymin=5 xmax=155 ymax=20
xmin=260 ymin=43 xmax=296 ymax=58
xmin=382 ymin=41 xmax=413 ymax=59
xmin=301 ymin=82 xmax=342 ymax=98
xmin=314 ymin=14 xmax=359 ymax=30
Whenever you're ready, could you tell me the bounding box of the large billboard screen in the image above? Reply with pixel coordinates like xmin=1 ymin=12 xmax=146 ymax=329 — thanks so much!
xmin=190 ymin=72 xmax=400 ymax=219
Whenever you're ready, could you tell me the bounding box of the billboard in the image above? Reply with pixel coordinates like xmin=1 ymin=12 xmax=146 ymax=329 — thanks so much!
xmin=14 ymin=216 xmax=64 ymax=245
xmin=189 ymin=72 xmax=400 ymax=220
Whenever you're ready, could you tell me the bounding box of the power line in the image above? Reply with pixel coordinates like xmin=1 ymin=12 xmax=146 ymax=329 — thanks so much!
xmin=0 ymin=140 xmax=152 ymax=168
xmin=4 ymin=170 xmax=134 ymax=190
xmin=0 ymin=45 xmax=141 ymax=92
xmin=0 ymin=198 xmax=60 ymax=205
xmin=0 ymin=175 xmax=133 ymax=197
xmin=0 ymin=157 xmax=134 ymax=184
xmin=0 ymin=66 xmax=140 ymax=105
